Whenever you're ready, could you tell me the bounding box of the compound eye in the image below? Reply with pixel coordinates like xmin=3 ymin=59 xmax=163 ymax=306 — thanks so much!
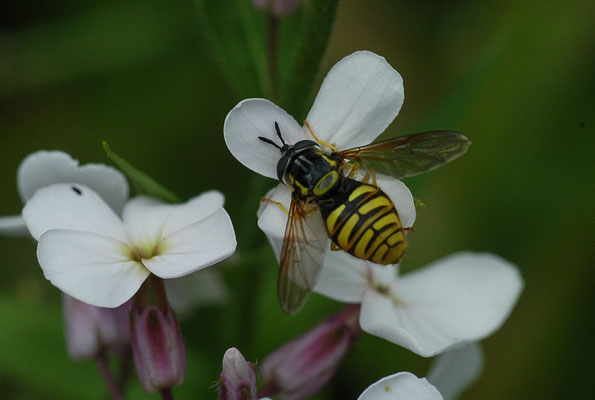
xmin=293 ymin=140 xmax=318 ymax=151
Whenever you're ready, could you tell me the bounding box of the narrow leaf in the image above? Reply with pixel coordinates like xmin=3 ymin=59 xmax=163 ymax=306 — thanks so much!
xmin=280 ymin=0 xmax=338 ymax=119
xmin=102 ymin=141 xmax=180 ymax=203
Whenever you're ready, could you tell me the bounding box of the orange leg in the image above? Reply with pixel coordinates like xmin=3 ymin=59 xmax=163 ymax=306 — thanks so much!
xmin=346 ymin=163 xmax=360 ymax=179
xmin=403 ymin=226 xmax=415 ymax=232
xmin=303 ymin=120 xmax=338 ymax=152
xmin=260 ymin=197 xmax=289 ymax=214
xmin=362 ymin=167 xmax=377 ymax=186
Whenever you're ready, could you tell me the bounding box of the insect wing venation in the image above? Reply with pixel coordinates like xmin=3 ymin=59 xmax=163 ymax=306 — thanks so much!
xmin=338 ymin=130 xmax=471 ymax=180
xmin=278 ymin=196 xmax=328 ymax=315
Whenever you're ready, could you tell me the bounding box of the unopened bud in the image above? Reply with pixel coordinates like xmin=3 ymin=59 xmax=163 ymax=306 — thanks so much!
xmin=131 ymin=303 xmax=186 ymax=393
xmin=252 ymin=0 xmax=299 ymax=17
xmin=63 ymin=295 xmax=130 ymax=360
xmin=218 ymin=347 xmax=257 ymax=400
xmin=260 ymin=305 xmax=361 ymax=400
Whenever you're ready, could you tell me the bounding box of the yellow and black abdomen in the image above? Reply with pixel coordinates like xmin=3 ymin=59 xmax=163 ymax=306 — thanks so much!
xmin=318 ymin=178 xmax=406 ymax=265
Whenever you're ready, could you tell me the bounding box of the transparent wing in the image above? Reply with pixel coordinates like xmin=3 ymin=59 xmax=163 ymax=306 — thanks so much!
xmin=278 ymin=196 xmax=328 ymax=315
xmin=338 ymin=131 xmax=471 ymax=180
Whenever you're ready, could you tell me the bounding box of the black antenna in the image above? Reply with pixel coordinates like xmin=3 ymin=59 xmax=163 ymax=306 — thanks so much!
xmin=258 ymin=136 xmax=282 ymax=150
xmin=274 ymin=121 xmax=286 ymax=147
xmin=258 ymin=121 xmax=289 ymax=152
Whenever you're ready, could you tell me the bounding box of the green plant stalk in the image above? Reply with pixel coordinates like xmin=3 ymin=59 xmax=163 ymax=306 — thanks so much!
xmin=102 ymin=141 xmax=180 ymax=203
xmin=235 ymin=0 xmax=273 ymax=97
xmin=280 ymin=0 xmax=339 ymax=120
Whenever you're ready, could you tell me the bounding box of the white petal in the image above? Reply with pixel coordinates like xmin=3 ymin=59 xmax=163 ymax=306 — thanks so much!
xmin=17 ymin=150 xmax=129 ymax=213
xmin=123 ymin=191 xmax=224 ymax=250
xmin=224 ymin=98 xmax=306 ymax=179
xmin=361 ymin=252 xmax=523 ymax=357
xmin=38 ymin=230 xmax=149 ymax=308
xmin=314 ymin=251 xmax=370 ymax=303
xmin=427 ymin=343 xmax=483 ymax=400
xmin=360 ymin=290 xmax=427 ymax=355
xmin=257 ymin=183 xmax=292 ymax=240
xmin=376 ymin=175 xmax=416 ymax=229
xmin=22 ymin=184 xmax=129 ymax=243
xmin=358 ymin=372 xmax=443 ymax=400
xmin=306 ymin=51 xmax=404 ymax=149
xmin=165 ymin=269 xmax=229 ymax=316
xmin=0 ymin=215 xmax=29 ymax=237
xmin=142 ymin=208 xmax=236 ymax=279
xmin=257 ymin=186 xmax=285 ymax=261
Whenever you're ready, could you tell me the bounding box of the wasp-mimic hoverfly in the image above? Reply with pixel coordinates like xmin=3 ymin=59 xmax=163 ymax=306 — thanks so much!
xmin=259 ymin=121 xmax=471 ymax=314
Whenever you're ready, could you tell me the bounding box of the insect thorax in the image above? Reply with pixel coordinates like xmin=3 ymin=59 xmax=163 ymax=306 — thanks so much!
xmin=284 ymin=147 xmax=341 ymax=199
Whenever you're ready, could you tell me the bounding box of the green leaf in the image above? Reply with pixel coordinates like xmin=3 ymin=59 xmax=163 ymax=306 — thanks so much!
xmin=279 ymin=0 xmax=339 ymax=119
xmin=102 ymin=141 xmax=180 ymax=203
xmin=195 ymin=0 xmax=271 ymax=98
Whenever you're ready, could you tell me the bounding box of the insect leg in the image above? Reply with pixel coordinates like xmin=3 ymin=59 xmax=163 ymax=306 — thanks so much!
xmin=345 ymin=163 xmax=360 ymax=179
xmin=362 ymin=167 xmax=377 ymax=185
xmin=330 ymin=242 xmax=341 ymax=251
xmin=303 ymin=120 xmax=338 ymax=152
xmin=303 ymin=199 xmax=318 ymax=216
xmin=260 ymin=197 xmax=289 ymax=215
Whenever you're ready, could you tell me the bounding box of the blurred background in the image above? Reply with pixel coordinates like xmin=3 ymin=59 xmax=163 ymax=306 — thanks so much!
xmin=0 ymin=0 xmax=593 ymax=398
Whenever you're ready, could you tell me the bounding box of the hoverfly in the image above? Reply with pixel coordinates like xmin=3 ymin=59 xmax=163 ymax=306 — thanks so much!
xmin=259 ymin=121 xmax=471 ymax=314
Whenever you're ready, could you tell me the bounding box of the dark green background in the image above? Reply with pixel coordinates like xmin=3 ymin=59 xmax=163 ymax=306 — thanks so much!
xmin=1 ymin=0 xmax=593 ymax=398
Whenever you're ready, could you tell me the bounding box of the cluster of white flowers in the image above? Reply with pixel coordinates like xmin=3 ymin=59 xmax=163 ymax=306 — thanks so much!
xmin=1 ymin=50 xmax=523 ymax=399
xmin=0 ymin=151 xmax=235 ymax=309
xmin=224 ymin=50 xmax=524 ymax=398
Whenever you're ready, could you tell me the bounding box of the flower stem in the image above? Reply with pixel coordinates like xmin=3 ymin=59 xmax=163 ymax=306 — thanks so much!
xmin=268 ymin=13 xmax=279 ymax=100
xmin=116 ymin=346 xmax=133 ymax=392
xmin=95 ymin=348 xmax=126 ymax=400
xmin=280 ymin=0 xmax=338 ymax=119
xmin=160 ymin=388 xmax=174 ymax=400
xmin=257 ymin=380 xmax=278 ymax=398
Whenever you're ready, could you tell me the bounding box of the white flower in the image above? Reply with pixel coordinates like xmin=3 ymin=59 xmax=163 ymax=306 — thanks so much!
xmin=22 ymin=184 xmax=237 ymax=308
xmin=0 ymin=150 xmax=128 ymax=236
xmin=223 ymin=51 xmax=416 ymax=256
xmin=315 ymin=251 xmax=523 ymax=357
xmin=165 ymin=268 xmax=230 ymax=316
xmin=358 ymin=342 xmax=483 ymax=400
xmin=427 ymin=343 xmax=483 ymax=400
xmin=358 ymin=372 xmax=443 ymax=400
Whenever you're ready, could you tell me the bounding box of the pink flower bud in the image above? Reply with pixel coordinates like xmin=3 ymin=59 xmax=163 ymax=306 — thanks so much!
xmin=252 ymin=0 xmax=299 ymax=17
xmin=218 ymin=347 xmax=257 ymax=400
xmin=260 ymin=305 xmax=361 ymax=400
xmin=131 ymin=303 xmax=186 ymax=393
xmin=63 ymin=295 xmax=131 ymax=360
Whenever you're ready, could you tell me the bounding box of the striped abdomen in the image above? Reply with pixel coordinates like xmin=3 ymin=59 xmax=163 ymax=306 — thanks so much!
xmin=318 ymin=179 xmax=406 ymax=265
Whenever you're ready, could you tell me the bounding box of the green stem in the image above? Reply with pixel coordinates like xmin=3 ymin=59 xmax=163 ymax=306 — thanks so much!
xmin=280 ymin=0 xmax=339 ymax=119
xmin=268 ymin=14 xmax=279 ymax=100
xmin=96 ymin=348 xmax=125 ymax=400
xmin=236 ymin=0 xmax=272 ymax=97
xmin=160 ymin=388 xmax=174 ymax=400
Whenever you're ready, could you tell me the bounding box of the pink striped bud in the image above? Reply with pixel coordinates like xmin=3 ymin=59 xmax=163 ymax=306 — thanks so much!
xmin=131 ymin=303 xmax=186 ymax=393
xmin=63 ymin=295 xmax=130 ymax=360
xmin=218 ymin=347 xmax=257 ymax=400
xmin=260 ymin=305 xmax=361 ymax=400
